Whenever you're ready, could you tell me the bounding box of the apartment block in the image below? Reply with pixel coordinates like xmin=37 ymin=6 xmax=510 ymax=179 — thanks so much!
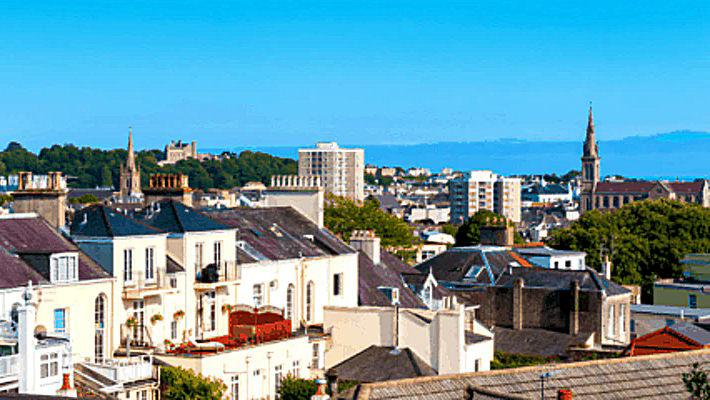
xmin=449 ymin=170 xmax=521 ymax=224
xmin=298 ymin=142 xmax=365 ymax=201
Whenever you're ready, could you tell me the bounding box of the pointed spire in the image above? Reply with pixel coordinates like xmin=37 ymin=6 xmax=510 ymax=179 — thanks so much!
xmin=126 ymin=126 xmax=136 ymax=170
xmin=583 ymin=103 xmax=598 ymax=157
xmin=586 ymin=102 xmax=594 ymax=138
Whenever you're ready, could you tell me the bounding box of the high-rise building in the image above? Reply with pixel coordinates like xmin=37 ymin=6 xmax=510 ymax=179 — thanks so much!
xmin=119 ymin=128 xmax=143 ymax=202
xmin=298 ymin=142 xmax=365 ymax=201
xmin=449 ymin=170 xmax=521 ymax=224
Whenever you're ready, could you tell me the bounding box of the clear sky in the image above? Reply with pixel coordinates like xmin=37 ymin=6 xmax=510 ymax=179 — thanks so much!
xmin=1 ymin=1 xmax=708 ymax=151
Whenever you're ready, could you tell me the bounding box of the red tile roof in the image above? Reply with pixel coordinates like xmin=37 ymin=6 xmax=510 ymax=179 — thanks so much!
xmin=595 ymin=181 xmax=656 ymax=194
xmin=668 ymin=181 xmax=706 ymax=194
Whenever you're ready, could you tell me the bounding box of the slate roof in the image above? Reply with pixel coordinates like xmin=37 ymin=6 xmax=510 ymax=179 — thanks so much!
xmin=0 ymin=216 xmax=110 ymax=282
xmin=358 ymin=251 xmax=425 ymax=308
xmin=668 ymin=181 xmax=707 ymax=194
xmin=373 ymin=194 xmax=401 ymax=211
xmin=71 ymin=205 xmax=163 ymax=237
xmin=327 ymin=345 xmax=436 ymax=383
xmin=631 ymin=304 xmax=710 ymax=321
xmin=671 ymin=322 xmax=710 ymax=346
xmin=349 ymin=349 xmax=710 ymax=399
xmin=205 ymin=207 xmax=354 ymax=261
xmin=496 ymin=267 xmax=630 ymax=296
xmin=136 ymin=200 xmax=230 ymax=233
xmin=595 ymin=181 xmax=657 ymax=194
xmin=492 ymin=327 xmax=590 ymax=357
xmin=0 ymin=249 xmax=47 ymax=289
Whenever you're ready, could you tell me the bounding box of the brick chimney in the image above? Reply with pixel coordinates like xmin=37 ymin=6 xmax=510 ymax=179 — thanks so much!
xmin=13 ymin=171 xmax=68 ymax=228
xmin=143 ymin=173 xmax=193 ymax=206
xmin=350 ymin=230 xmax=381 ymax=264
xmin=558 ymin=389 xmax=573 ymax=400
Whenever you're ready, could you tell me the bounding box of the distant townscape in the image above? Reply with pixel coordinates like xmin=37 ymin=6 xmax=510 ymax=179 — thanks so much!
xmin=0 ymin=107 xmax=707 ymax=399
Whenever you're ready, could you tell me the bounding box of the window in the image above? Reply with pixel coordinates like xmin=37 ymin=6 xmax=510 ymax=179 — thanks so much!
xmin=253 ymin=284 xmax=263 ymax=308
xmin=195 ymin=243 xmax=204 ymax=268
xmin=132 ymin=300 xmax=145 ymax=345
xmin=50 ymin=253 xmax=78 ymax=283
xmin=171 ymin=320 xmax=178 ymax=340
xmin=689 ymin=294 xmax=698 ymax=309
xmin=95 ymin=295 xmax=106 ymax=362
xmin=311 ymin=343 xmax=320 ymax=369
xmin=607 ymin=304 xmax=615 ymax=338
xmin=290 ymin=360 xmax=300 ymax=378
xmin=613 ymin=196 xmax=619 ymax=207
xmin=274 ymin=365 xmax=283 ymax=394
xmin=124 ymin=249 xmax=133 ymax=282
xmin=619 ymin=304 xmax=626 ymax=337
xmin=474 ymin=359 xmax=481 ymax=372
xmin=40 ymin=353 xmax=59 ymax=379
xmin=333 ymin=273 xmax=343 ymax=296
xmin=169 ymin=276 xmax=177 ymax=288
xmin=306 ymin=281 xmax=315 ymax=322
xmin=145 ymin=247 xmax=155 ymax=281
xmin=630 ymin=319 xmax=636 ymax=333
xmin=554 ymin=261 xmax=559 ymax=269
xmin=206 ymin=291 xmax=216 ymax=332
xmin=214 ymin=241 xmax=222 ymax=265
xmin=231 ymin=375 xmax=240 ymax=400
xmin=286 ymin=284 xmax=295 ymax=322
xmin=54 ymin=308 xmax=66 ymax=334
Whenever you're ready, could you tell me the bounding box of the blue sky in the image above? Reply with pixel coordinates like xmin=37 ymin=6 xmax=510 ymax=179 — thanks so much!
xmin=1 ymin=1 xmax=708 ymax=151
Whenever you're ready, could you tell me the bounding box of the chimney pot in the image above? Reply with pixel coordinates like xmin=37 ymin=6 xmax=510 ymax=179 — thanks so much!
xmin=558 ymin=389 xmax=573 ymax=400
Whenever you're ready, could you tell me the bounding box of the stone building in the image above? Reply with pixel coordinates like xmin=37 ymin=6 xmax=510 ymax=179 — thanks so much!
xmin=161 ymin=140 xmax=197 ymax=166
xmin=12 ymin=171 xmax=67 ymax=228
xmin=580 ymin=107 xmax=709 ymax=213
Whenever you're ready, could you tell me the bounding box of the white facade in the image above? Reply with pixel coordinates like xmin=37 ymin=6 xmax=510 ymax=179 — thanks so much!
xmin=298 ymin=142 xmax=365 ymax=201
xmin=449 ymin=170 xmax=521 ymax=224
xmin=514 ymin=247 xmax=587 ymax=270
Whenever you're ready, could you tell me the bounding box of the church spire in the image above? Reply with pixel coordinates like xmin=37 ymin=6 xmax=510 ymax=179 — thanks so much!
xmin=126 ymin=127 xmax=136 ymax=171
xmin=583 ymin=103 xmax=598 ymax=157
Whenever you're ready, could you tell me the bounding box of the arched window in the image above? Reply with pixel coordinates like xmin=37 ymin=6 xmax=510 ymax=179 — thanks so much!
xmin=286 ymin=284 xmax=295 ymax=322
xmin=94 ymin=294 xmax=106 ymax=362
xmin=306 ymin=281 xmax=315 ymax=322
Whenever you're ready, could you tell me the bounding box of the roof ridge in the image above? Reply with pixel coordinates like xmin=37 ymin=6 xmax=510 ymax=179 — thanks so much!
xmin=99 ymin=205 xmax=114 ymax=237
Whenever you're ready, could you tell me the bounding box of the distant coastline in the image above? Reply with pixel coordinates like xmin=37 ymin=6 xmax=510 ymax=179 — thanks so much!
xmin=206 ymin=131 xmax=710 ymax=178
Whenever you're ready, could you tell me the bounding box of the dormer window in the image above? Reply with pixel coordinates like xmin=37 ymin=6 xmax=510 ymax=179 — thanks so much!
xmin=50 ymin=253 xmax=79 ymax=283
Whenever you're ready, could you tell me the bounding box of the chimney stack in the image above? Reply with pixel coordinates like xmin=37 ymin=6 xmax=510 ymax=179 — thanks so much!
xmin=513 ymin=277 xmax=524 ymax=330
xmin=12 ymin=171 xmax=67 ymax=228
xmin=558 ymin=389 xmax=573 ymax=400
xmin=349 ymin=230 xmax=381 ymax=265
xmin=570 ymin=280 xmax=580 ymax=336
xmin=602 ymin=254 xmax=612 ymax=280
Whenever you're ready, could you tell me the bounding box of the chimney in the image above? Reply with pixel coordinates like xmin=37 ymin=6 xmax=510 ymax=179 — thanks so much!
xmin=349 ymin=230 xmax=381 ymax=264
xmin=570 ymin=280 xmax=580 ymax=336
xmin=513 ymin=277 xmax=524 ymax=330
xmin=12 ymin=171 xmax=68 ymax=229
xmin=558 ymin=389 xmax=573 ymax=400
xmin=602 ymin=254 xmax=612 ymax=280
xmin=18 ymin=282 xmax=37 ymax=394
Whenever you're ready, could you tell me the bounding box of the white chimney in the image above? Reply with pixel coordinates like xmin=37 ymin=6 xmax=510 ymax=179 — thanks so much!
xmin=349 ymin=230 xmax=381 ymax=265
xmin=602 ymin=254 xmax=612 ymax=280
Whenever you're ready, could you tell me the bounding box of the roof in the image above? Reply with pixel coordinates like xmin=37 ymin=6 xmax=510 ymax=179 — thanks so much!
xmin=631 ymin=304 xmax=710 ymax=321
xmin=513 ymin=246 xmax=585 ymax=258
xmin=595 ymin=181 xmax=657 ymax=194
xmin=496 ymin=267 xmax=630 ymax=296
xmin=0 ymin=249 xmax=47 ymax=289
xmin=349 ymin=349 xmax=710 ymax=399
xmin=492 ymin=327 xmax=590 ymax=358
xmin=630 ymin=323 xmax=710 ymax=356
xmin=0 ymin=216 xmax=110 ymax=281
xmin=166 ymin=255 xmax=185 ymax=273
xmin=71 ymin=205 xmax=163 ymax=237
xmin=136 ymin=200 xmax=230 ymax=233
xmin=670 ymin=322 xmax=710 ymax=346
xmin=67 ymin=188 xmax=115 ymax=201
xmin=668 ymin=181 xmax=707 ymax=194
xmin=205 ymin=207 xmax=354 ymax=261
xmin=327 ymin=345 xmax=436 ymax=383
xmin=373 ymin=194 xmax=401 ymax=211
xmin=358 ymin=252 xmax=425 ymax=309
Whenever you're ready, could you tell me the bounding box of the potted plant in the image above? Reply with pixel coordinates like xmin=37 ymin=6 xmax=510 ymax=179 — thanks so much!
xmin=174 ymin=310 xmax=185 ymax=319
xmin=222 ymin=304 xmax=233 ymax=313
xmin=151 ymin=313 xmax=163 ymax=324
xmin=126 ymin=316 xmax=137 ymax=328
xmin=163 ymin=339 xmax=173 ymax=350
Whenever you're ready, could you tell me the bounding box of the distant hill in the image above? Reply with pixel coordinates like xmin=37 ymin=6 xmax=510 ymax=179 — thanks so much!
xmin=212 ymin=131 xmax=710 ymax=179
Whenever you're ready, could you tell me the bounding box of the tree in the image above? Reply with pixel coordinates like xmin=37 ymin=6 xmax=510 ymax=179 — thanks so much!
xmin=160 ymin=366 xmax=226 ymax=400
xmin=547 ymin=200 xmax=710 ymax=297
xmin=277 ymin=376 xmax=318 ymax=400
xmin=69 ymin=194 xmax=99 ymax=204
xmin=683 ymin=362 xmax=710 ymax=400
xmin=324 ymin=195 xmax=415 ymax=248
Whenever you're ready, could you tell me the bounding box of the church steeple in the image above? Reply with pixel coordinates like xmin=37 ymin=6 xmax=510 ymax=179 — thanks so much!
xmin=126 ymin=127 xmax=136 ymax=171
xmin=580 ymin=104 xmax=601 ymax=213
xmin=583 ymin=104 xmax=598 ymax=158
xmin=119 ymin=127 xmax=143 ymax=201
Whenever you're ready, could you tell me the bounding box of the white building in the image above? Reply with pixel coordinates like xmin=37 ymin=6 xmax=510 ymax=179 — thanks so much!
xmin=298 ymin=142 xmax=365 ymax=201
xmin=513 ymin=246 xmax=587 ymax=270
xmin=449 ymin=170 xmax=521 ymax=224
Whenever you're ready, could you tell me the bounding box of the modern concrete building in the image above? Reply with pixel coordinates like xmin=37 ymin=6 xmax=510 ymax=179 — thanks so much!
xmin=449 ymin=170 xmax=521 ymax=224
xmin=298 ymin=142 xmax=365 ymax=201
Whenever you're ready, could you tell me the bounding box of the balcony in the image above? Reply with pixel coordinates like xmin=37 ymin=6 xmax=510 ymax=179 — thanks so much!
xmin=80 ymin=355 xmax=154 ymax=384
xmin=123 ymin=269 xmax=177 ymax=300
xmin=0 ymin=355 xmax=19 ymax=385
xmin=194 ymin=261 xmax=241 ymax=290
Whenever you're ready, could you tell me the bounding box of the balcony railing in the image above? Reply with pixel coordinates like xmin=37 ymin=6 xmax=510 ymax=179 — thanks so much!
xmin=123 ymin=269 xmax=175 ymax=299
xmin=195 ymin=261 xmax=241 ymax=285
xmin=120 ymin=323 xmax=153 ymax=349
xmin=0 ymin=355 xmax=19 ymax=379
xmin=83 ymin=355 xmax=154 ymax=383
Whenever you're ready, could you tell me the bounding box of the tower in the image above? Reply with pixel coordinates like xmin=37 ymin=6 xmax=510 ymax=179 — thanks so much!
xmin=580 ymin=105 xmax=600 ymax=212
xmin=119 ymin=128 xmax=143 ymax=201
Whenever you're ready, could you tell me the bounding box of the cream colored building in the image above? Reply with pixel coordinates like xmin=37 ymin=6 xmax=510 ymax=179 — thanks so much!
xmin=324 ymin=303 xmax=494 ymax=375
xmin=161 ymin=140 xmax=197 ymax=166
xmin=449 ymin=170 xmax=521 ymax=224
xmin=298 ymin=142 xmax=365 ymax=201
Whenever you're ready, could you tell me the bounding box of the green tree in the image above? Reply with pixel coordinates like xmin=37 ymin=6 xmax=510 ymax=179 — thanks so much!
xmin=69 ymin=194 xmax=99 ymax=204
xmin=547 ymin=200 xmax=710 ymax=292
xmin=100 ymin=165 xmax=113 ymax=187
xmin=324 ymin=195 xmax=415 ymax=248
xmin=277 ymin=376 xmax=318 ymax=400
xmin=160 ymin=366 xmax=226 ymax=400
xmin=683 ymin=363 xmax=710 ymax=400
